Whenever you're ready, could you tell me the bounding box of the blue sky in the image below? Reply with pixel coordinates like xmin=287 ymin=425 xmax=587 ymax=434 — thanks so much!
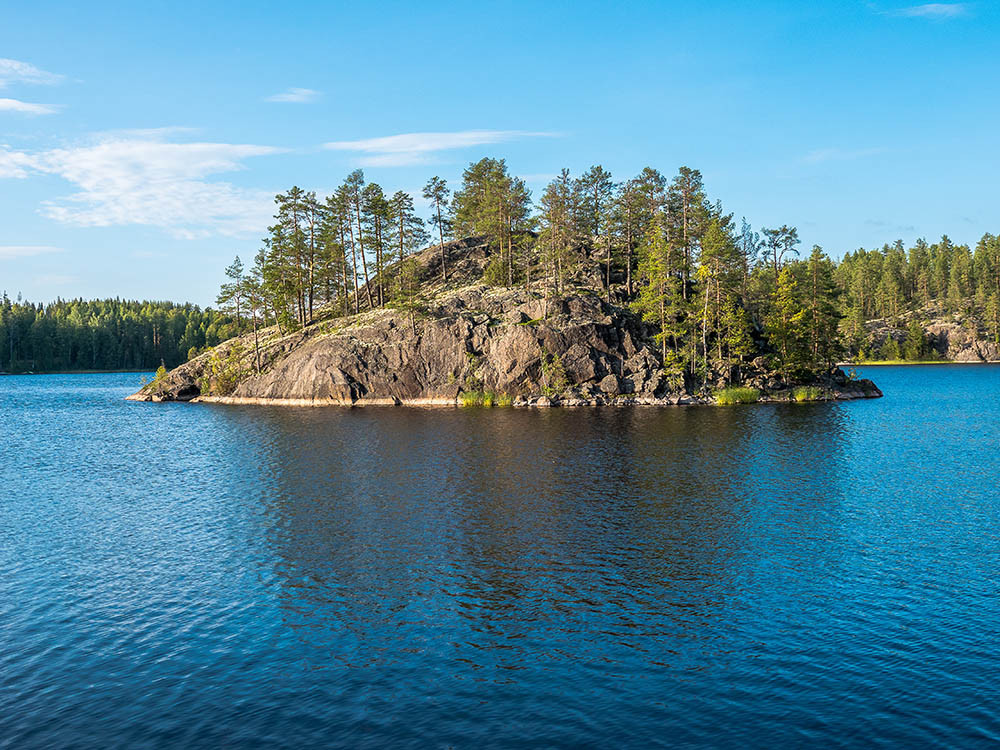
xmin=1 ymin=1 xmax=997 ymax=306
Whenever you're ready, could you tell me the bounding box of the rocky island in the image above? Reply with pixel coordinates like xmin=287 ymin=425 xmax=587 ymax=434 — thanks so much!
xmin=129 ymin=235 xmax=881 ymax=407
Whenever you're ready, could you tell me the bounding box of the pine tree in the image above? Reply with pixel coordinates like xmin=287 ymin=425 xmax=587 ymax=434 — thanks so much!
xmin=766 ymin=266 xmax=807 ymax=377
xmin=666 ymin=167 xmax=708 ymax=301
xmin=361 ymin=182 xmax=390 ymax=307
xmin=389 ymin=190 xmax=429 ymax=297
xmin=696 ymin=218 xmax=741 ymax=375
xmin=903 ymin=321 xmax=926 ymax=360
xmin=537 ymin=170 xmax=579 ymax=300
xmin=632 ymin=213 xmax=684 ymax=367
xmin=575 ymin=165 xmax=615 ymax=299
xmin=343 ymin=170 xmax=375 ymax=310
xmin=423 ymin=176 xmax=451 ymax=282
xmin=216 ymin=256 xmax=245 ymax=332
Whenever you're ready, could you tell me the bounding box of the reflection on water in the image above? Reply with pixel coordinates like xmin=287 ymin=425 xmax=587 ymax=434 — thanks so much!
xmin=2 ymin=369 xmax=999 ymax=747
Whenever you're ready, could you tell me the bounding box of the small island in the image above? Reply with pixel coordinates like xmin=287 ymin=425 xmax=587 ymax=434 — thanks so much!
xmin=130 ymin=160 xmax=882 ymax=406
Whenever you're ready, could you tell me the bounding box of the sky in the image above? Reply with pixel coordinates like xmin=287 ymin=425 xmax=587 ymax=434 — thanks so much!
xmin=1 ymin=0 xmax=998 ymax=306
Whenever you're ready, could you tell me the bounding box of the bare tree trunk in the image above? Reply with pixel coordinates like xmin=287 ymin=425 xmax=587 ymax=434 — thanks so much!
xmin=436 ymin=201 xmax=447 ymax=282
xmin=251 ymin=306 xmax=261 ymax=374
xmin=346 ymin=220 xmax=361 ymax=314
xmin=354 ymin=200 xmax=374 ymax=310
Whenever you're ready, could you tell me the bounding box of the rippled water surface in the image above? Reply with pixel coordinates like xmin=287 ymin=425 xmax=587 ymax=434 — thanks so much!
xmin=3 ymin=367 xmax=1000 ymax=747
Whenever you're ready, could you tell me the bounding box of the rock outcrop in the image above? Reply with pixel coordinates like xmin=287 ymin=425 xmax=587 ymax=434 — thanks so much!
xmin=129 ymin=237 xmax=881 ymax=406
xmin=862 ymin=304 xmax=1000 ymax=362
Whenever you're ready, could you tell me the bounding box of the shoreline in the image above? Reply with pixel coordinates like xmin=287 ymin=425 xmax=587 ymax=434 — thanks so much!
xmin=844 ymin=360 xmax=1000 ymax=366
xmin=1 ymin=369 xmax=152 ymax=376
xmin=126 ymin=388 xmax=882 ymax=408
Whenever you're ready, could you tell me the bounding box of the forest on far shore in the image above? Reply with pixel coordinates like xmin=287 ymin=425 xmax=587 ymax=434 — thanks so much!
xmin=0 ymin=297 xmax=232 ymax=373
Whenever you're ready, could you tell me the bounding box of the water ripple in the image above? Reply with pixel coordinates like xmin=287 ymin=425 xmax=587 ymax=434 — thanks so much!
xmin=2 ymin=369 xmax=1000 ymax=747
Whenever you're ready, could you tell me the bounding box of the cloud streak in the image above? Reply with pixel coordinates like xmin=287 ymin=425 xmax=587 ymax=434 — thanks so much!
xmin=0 ymin=133 xmax=284 ymax=238
xmin=265 ymin=87 xmax=320 ymax=103
xmin=893 ymin=3 xmax=967 ymax=18
xmin=0 ymin=58 xmax=64 ymax=88
xmin=324 ymin=129 xmax=559 ymax=166
xmin=0 ymin=98 xmax=59 ymax=115
xmin=0 ymin=245 xmax=63 ymax=260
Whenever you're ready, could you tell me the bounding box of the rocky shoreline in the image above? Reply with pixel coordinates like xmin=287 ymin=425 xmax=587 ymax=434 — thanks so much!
xmin=131 ymin=382 xmax=881 ymax=408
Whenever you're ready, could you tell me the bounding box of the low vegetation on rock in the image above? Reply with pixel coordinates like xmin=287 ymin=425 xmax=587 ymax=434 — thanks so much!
xmin=715 ymin=387 xmax=761 ymax=405
xmin=792 ymin=386 xmax=824 ymax=402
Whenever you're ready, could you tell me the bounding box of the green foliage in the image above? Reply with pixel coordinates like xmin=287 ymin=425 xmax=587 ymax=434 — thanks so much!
xmin=391 ymin=256 xmax=425 ymax=329
xmin=482 ymin=255 xmax=508 ymax=286
xmin=200 ymin=342 xmax=245 ymax=396
xmin=881 ymin=337 xmax=902 ymax=361
xmin=0 ymin=295 xmax=232 ymax=373
xmin=836 ymin=233 xmax=1000 ymax=357
xmin=459 ymin=390 xmax=513 ymax=407
xmin=792 ymin=386 xmax=823 ymax=402
xmin=151 ymin=364 xmax=168 ymax=394
xmin=463 ymin=352 xmax=483 ymax=391
xmin=716 ymin=386 xmax=761 ymax=405
xmin=766 ymin=266 xmax=809 ymax=376
xmin=903 ymin=321 xmax=927 ymax=360
xmin=540 ymin=347 xmax=568 ymax=396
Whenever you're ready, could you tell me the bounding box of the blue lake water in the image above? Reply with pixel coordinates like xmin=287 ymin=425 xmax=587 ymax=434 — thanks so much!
xmin=2 ymin=366 xmax=1000 ymax=748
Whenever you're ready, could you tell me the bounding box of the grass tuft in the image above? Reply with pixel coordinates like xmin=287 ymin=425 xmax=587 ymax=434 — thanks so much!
xmin=460 ymin=390 xmax=514 ymax=407
xmin=792 ymin=386 xmax=823 ymax=402
xmin=716 ymin=386 xmax=760 ymax=405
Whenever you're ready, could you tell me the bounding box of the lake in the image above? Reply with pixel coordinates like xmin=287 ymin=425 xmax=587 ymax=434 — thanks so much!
xmin=2 ymin=366 xmax=999 ymax=747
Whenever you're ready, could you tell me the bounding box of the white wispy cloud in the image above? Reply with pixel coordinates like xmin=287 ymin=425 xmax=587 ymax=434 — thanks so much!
xmin=893 ymin=3 xmax=967 ymax=18
xmin=0 ymin=245 xmax=62 ymax=259
xmin=0 ymin=98 xmax=59 ymax=115
xmin=802 ymin=147 xmax=886 ymax=164
xmin=265 ymin=87 xmax=320 ymax=103
xmin=0 ymin=58 xmax=64 ymax=88
xmin=0 ymin=132 xmax=284 ymax=238
xmin=0 ymin=145 xmax=38 ymax=177
xmin=324 ymin=129 xmax=559 ymax=167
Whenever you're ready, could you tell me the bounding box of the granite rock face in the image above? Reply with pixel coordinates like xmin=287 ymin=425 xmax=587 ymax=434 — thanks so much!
xmin=130 ymin=285 xmax=681 ymax=405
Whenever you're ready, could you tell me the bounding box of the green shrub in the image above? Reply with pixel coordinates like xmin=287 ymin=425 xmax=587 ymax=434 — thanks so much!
xmin=460 ymin=390 xmax=513 ymax=407
xmin=460 ymin=390 xmax=483 ymax=407
xmin=200 ymin=342 xmax=244 ymax=396
xmin=540 ymin=347 xmax=568 ymax=396
xmin=715 ymin=386 xmax=760 ymax=405
xmin=792 ymin=386 xmax=823 ymax=402
xmin=152 ymin=364 xmax=168 ymax=394
xmin=482 ymin=256 xmax=507 ymax=286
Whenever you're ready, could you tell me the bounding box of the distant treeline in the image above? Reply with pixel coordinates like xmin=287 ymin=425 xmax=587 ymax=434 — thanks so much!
xmin=0 ymin=296 xmax=233 ymax=373
xmin=837 ymin=235 xmax=1000 ymax=355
